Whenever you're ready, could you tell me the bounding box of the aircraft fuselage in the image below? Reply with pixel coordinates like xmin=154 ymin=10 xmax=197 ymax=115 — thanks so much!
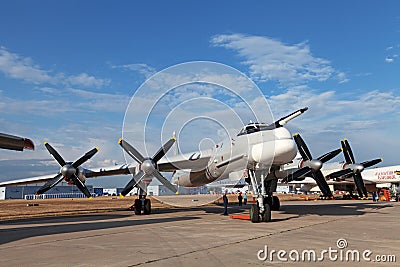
xmin=172 ymin=126 xmax=297 ymax=187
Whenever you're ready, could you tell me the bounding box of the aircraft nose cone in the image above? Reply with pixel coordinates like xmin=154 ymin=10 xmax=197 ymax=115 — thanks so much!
xmin=142 ymin=159 xmax=156 ymax=174
xmin=60 ymin=165 xmax=76 ymax=177
xmin=274 ymin=127 xmax=292 ymax=140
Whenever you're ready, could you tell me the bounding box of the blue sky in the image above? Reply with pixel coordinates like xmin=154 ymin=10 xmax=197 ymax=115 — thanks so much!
xmin=0 ymin=1 xmax=399 ymax=187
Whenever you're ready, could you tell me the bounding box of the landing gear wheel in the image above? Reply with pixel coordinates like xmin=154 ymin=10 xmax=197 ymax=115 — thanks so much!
xmin=134 ymin=199 xmax=142 ymax=215
xmin=261 ymin=203 xmax=272 ymax=222
xmin=250 ymin=204 xmax=260 ymax=223
xmin=143 ymin=199 xmax=151 ymax=215
xmin=271 ymin=196 xmax=280 ymax=211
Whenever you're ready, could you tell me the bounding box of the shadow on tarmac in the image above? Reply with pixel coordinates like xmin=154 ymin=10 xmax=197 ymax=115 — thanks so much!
xmin=0 ymin=215 xmax=200 ymax=245
xmin=0 ymin=201 xmax=393 ymax=245
xmin=279 ymin=202 xmax=393 ymax=216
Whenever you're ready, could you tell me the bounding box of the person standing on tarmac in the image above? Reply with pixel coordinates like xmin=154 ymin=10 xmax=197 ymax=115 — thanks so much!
xmin=238 ymin=192 xmax=243 ymax=206
xmin=223 ymin=191 xmax=228 ymax=215
xmin=243 ymin=191 xmax=248 ymax=205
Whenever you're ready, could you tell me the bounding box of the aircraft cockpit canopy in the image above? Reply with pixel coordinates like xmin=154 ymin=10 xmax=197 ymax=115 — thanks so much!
xmin=237 ymin=122 xmax=275 ymax=136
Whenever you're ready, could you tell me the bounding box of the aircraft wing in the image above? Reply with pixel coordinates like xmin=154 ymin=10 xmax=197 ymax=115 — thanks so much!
xmin=84 ymin=149 xmax=212 ymax=176
xmin=0 ymin=163 xmax=138 ymax=187
xmin=157 ymin=150 xmax=212 ymax=172
xmin=0 ymin=175 xmax=53 ymax=187
xmin=82 ymin=164 xmax=136 ymax=178
xmin=0 ymin=150 xmax=211 ymax=187
xmin=0 ymin=133 xmax=35 ymax=151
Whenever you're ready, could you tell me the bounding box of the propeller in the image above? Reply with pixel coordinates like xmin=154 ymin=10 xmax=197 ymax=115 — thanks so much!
xmin=327 ymin=139 xmax=382 ymax=198
xmin=118 ymin=137 xmax=177 ymax=196
xmin=36 ymin=142 xmax=98 ymax=198
xmin=283 ymin=133 xmax=342 ymax=198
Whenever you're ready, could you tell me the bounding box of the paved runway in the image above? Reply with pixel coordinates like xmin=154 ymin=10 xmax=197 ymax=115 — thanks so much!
xmin=0 ymin=200 xmax=399 ymax=266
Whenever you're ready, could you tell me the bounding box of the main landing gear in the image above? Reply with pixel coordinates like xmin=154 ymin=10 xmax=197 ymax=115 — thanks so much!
xmin=132 ymin=187 xmax=151 ymax=215
xmin=247 ymin=167 xmax=280 ymax=223
xmin=133 ymin=196 xmax=152 ymax=215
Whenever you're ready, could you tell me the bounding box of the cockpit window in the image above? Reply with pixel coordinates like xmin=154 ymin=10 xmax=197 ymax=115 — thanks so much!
xmin=237 ymin=122 xmax=276 ymax=136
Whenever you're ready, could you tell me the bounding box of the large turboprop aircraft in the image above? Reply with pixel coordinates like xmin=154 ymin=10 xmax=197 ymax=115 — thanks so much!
xmin=116 ymin=107 xmax=339 ymax=221
xmin=0 ymin=107 xmax=340 ymax=222
xmin=0 ymin=133 xmax=34 ymax=151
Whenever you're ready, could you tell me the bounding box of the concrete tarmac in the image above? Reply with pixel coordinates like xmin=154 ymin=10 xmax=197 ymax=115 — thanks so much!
xmin=0 ymin=200 xmax=399 ymax=266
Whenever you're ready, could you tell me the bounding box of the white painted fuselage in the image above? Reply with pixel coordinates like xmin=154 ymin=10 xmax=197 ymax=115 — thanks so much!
xmin=172 ymin=125 xmax=297 ymax=187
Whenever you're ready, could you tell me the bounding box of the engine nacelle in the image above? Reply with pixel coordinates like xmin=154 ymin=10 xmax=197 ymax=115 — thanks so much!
xmin=171 ymin=169 xmax=213 ymax=187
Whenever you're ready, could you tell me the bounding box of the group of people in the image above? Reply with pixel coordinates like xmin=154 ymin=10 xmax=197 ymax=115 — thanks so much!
xmin=222 ymin=191 xmax=248 ymax=215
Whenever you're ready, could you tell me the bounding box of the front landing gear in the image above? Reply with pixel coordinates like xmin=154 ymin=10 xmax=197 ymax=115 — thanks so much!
xmin=133 ymin=185 xmax=152 ymax=215
xmin=261 ymin=202 xmax=271 ymax=222
xmin=133 ymin=196 xmax=152 ymax=215
xmin=134 ymin=199 xmax=142 ymax=215
xmin=250 ymin=197 xmax=272 ymax=223
xmin=143 ymin=199 xmax=151 ymax=215
xmin=250 ymin=204 xmax=260 ymax=223
xmin=248 ymin=168 xmax=279 ymax=223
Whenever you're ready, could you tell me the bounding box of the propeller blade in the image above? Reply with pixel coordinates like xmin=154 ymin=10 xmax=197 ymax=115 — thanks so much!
xmin=72 ymin=147 xmax=99 ymax=168
xmin=283 ymin=167 xmax=312 ymax=182
xmin=120 ymin=171 xmax=146 ymax=196
xmin=152 ymin=138 xmax=176 ymax=163
xmin=340 ymin=140 xmax=351 ymax=164
xmin=327 ymin=168 xmax=353 ymax=179
xmin=312 ymin=170 xmax=333 ymax=197
xmin=44 ymin=142 xmax=66 ymax=166
xmin=361 ymin=158 xmax=382 ymax=168
xmin=343 ymin=139 xmax=355 ymax=164
xmin=118 ymin=139 xmax=145 ymax=164
xmin=152 ymin=170 xmax=177 ymax=193
xmin=317 ymin=148 xmax=342 ymax=163
xmin=70 ymin=174 xmax=92 ymax=198
xmin=353 ymin=173 xmax=368 ymax=198
xmin=293 ymin=133 xmax=312 ymax=161
xmin=36 ymin=173 xmax=64 ymax=195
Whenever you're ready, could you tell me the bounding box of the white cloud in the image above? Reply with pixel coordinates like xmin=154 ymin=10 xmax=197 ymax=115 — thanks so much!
xmin=0 ymin=87 xmax=129 ymax=115
xmin=269 ymin=88 xmax=400 ymax=120
xmin=211 ymin=33 xmax=348 ymax=86
xmin=267 ymin=87 xmax=400 ymax=164
xmin=385 ymin=57 xmax=394 ymax=63
xmin=0 ymin=47 xmax=109 ymax=88
xmin=385 ymin=44 xmax=400 ymax=63
xmin=337 ymin=72 xmax=349 ymax=84
xmin=67 ymin=88 xmax=129 ymax=112
xmin=66 ymin=73 xmax=110 ymax=88
xmin=112 ymin=63 xmax=156 ymax=78
xmin=0 ymin=46 xmax=55 ymax=84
